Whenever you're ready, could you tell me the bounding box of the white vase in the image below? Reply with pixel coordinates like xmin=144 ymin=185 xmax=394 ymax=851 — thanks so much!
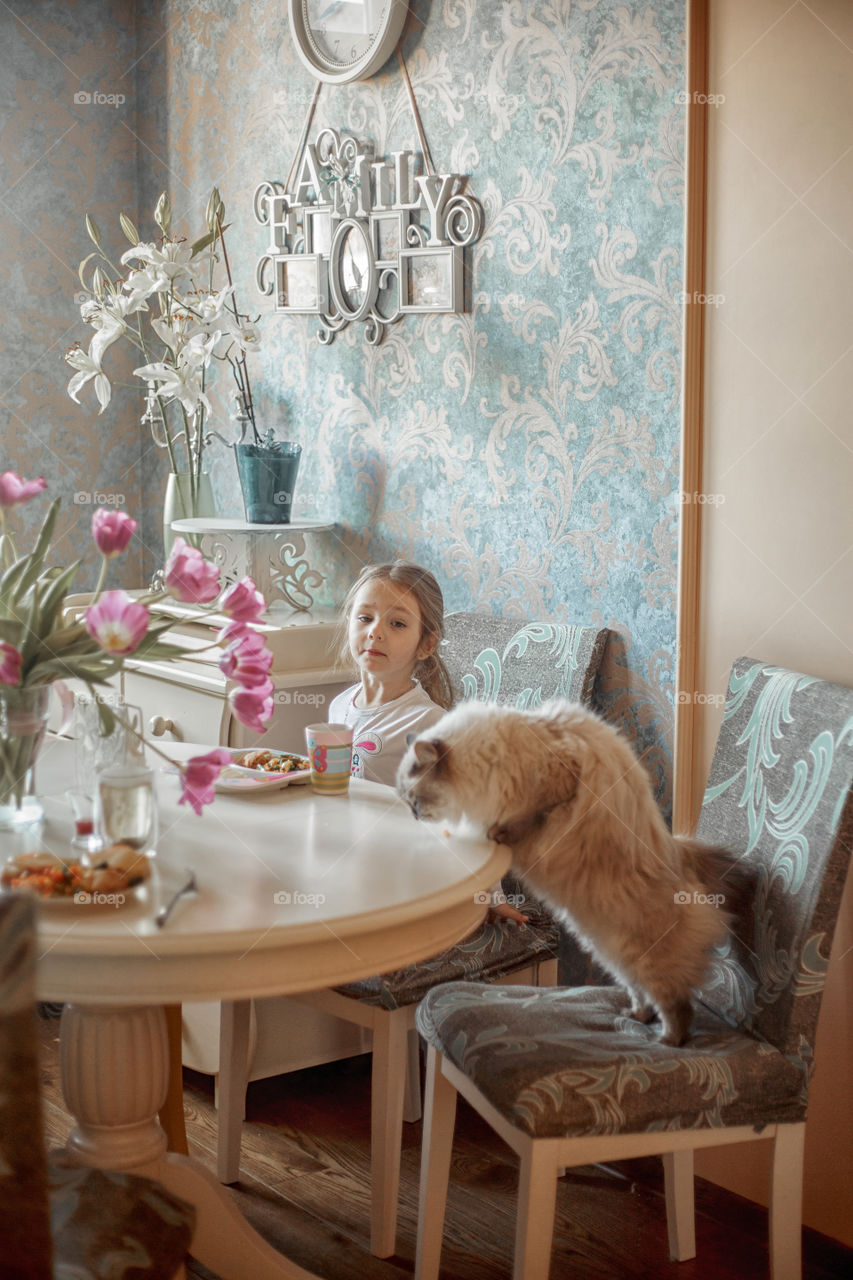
xmin=163 ymin=471 xmax=215 ymax=556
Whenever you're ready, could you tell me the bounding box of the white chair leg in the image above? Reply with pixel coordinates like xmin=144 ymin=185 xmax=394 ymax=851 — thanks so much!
xmin=370 ymin=1012 xmax=409 ymax=1258
xmin=403 ymin=1026 xmax=422 ymax=1123
xmin=663 ymin=1148 xmax=696 ymax=1261
xmin=216 ymin=999 xmax=251 ymax=1185
xmin=769 ymin=1123 xmax=805 ymax=1280
xmin=515 ymin=1141 xmax=558 ymax=1280
xmin=415 ymin=1046 xmax=458 ymax=1280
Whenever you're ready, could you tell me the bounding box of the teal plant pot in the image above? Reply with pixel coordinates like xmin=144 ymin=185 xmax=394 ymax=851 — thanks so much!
xmin=235 ymin=441 xmax=302 ymax=524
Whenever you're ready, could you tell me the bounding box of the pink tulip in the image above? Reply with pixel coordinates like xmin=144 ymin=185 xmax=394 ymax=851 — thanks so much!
xmin=92 ymin=508 xmax=138 ymax=559
xmin=219 ymin=631 xmax=274 ymax=689
xmin=164 ymin=537 xmax=220 ymax=604
xmin=218 ymin=619 xmax=252 ymax=646
xmin=178 ymin=747 xmax=232 ymax=816
xmin=220 ymin=577 xmax=266 ymax=623
xmin=85 ymin=590 xmax=149 ymax=655
xmin=0 ymin=471 xmax=47 ymax=509
xmin=0 ymin=641 xmax=22 ymax=685
xmin=229 ymin=679 xmax=274 ymax=733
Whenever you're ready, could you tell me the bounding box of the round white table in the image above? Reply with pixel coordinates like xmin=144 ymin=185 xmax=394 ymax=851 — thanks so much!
xmin=7 ymin=735 xmax=509 ymax=1279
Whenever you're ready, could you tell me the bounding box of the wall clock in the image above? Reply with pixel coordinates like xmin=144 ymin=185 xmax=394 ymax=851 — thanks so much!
xmin=288 ymin=0 xmax=410 ymax=84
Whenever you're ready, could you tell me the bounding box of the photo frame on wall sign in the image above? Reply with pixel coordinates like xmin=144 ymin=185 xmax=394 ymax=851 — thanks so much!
xmin=254 ymin=128 xmax=483 ymax=345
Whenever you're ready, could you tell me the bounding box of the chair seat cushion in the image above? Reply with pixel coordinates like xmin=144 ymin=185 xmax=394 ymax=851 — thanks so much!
xmin=334 ymin=908 xmax=561 ymax=1011
xmin=416 ymin=983 xmax=809 ymax=1139
xmin=48 ymin=1159 xmax=194 ymax=1278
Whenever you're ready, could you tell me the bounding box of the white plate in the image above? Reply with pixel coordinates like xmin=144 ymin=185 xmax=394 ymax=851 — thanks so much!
xmin=162 ymin=752 xmax=311 ymax=795
xmin=214 ymin=764 xmax=311 ymax=794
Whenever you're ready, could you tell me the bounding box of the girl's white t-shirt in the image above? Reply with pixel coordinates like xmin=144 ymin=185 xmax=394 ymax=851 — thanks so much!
xmin=328 ymin=682 xmax=446 ymax=786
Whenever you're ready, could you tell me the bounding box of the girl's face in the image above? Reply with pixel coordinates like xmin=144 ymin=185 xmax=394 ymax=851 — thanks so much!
xmin=347 ymin=578 xmax=436 ymax=686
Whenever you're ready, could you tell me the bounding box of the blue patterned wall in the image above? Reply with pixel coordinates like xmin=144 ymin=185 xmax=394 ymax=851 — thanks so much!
xmin=2 ymin=0 xmax=686 ymax=802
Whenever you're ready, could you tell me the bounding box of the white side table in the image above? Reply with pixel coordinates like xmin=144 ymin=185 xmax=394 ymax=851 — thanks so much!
xmin=171 ymin=518 xmax=337 ymax=612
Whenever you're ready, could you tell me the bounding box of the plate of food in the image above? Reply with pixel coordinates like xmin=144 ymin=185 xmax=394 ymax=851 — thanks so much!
xmin=1 ymin=845 xmax=152 ymax=911
xmin=214 ymin=748 xmax=311 ymax=794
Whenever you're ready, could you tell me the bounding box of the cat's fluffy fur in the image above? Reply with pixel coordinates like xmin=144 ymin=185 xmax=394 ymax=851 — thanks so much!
xmin=397 ymin=699 xmax=739 ymax=1045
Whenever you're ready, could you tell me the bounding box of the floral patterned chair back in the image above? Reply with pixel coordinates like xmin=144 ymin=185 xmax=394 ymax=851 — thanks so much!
xmin=696 ymin=657 xmax=853 ymax=1062
xmin=441 ymin=612 xmax=608 ymax=708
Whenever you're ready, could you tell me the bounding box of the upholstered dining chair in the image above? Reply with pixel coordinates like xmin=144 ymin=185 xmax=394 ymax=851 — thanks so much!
xmin=215 ymin=614 xmax=609 ymax=1258
xmin=0 ymin=894 xmax=195 ymax=1280
xmin=413 ymin=657 xmax=853 ymax=1280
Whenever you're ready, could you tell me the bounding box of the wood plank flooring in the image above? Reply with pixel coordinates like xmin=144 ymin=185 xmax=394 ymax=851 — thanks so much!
xmin=36 ymin=1012 xmax=852 ymax=1280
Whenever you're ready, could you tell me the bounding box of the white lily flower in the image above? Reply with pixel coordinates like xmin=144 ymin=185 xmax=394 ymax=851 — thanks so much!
xmin=65 ymin=317 xmax=125 ymax=413
xmin=70 ymin=189 xmax=260 ymax=460
xmin=134 ymin=356 xmax=212 ymax=416
xmin=123 ymin=265 xmax=163 ymax=308
xmin=193 ymin=284 xmax=235 ymax=327
xmin=121 ymin=239 xmax=211 ymax=286
xmin=66 ymin=348 xmax=111 ymax=413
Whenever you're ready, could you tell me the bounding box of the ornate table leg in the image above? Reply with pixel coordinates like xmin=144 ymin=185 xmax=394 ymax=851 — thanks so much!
xmin=58 ymin=1003 xmax=322 ymax=1280
xmin=60 ymin=1003 xmax=169 ymax=1172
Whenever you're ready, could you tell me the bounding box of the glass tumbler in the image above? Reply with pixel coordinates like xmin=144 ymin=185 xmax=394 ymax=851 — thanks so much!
xmin=94 ymin=762 xmax=158 ymax=856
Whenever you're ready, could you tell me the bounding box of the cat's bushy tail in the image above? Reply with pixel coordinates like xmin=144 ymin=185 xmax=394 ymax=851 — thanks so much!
xmin=677 ymin=837 xmax=755 ymax=927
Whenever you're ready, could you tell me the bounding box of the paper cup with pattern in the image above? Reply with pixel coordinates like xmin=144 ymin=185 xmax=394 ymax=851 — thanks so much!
xmin=304 ymin=723 xmax=353 ymax=795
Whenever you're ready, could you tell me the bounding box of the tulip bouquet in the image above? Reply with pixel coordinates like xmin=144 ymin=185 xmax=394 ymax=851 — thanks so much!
xmin=0 ymin=470 xmax=274 ymax=820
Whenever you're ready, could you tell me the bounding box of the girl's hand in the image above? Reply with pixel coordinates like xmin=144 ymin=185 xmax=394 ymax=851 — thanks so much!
xmin=487 ymin=901 xmax=529 ymax=927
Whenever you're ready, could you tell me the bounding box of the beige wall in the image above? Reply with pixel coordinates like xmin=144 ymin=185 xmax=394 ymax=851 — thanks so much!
xmin=692 ymin=0 xmax=853 ymax=1247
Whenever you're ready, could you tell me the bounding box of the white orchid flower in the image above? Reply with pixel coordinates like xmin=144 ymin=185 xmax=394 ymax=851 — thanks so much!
xmin=239 ymin=320 xmax=261 ymax=346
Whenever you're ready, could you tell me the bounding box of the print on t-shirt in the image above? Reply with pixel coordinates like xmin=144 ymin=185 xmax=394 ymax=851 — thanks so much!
xmin=352 ymin=730 xmax=382 ymax=778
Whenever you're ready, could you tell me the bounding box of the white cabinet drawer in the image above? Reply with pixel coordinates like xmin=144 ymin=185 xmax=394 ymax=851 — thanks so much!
xmin=122 ymin=669 xmax=230 ymax=744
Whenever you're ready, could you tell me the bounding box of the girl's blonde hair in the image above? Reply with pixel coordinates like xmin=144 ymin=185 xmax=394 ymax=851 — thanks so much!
xmin=339 ymin=561 xmax=454 ymax=710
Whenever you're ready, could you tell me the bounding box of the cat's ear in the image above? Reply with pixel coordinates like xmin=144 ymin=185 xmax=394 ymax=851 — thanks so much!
xmin=413 ymin=737 xmax=445 ymax=767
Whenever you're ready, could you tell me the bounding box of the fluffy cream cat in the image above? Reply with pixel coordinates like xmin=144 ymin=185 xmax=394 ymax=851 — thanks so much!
xmin=396 ymin=699 xmax=742 ymax=1045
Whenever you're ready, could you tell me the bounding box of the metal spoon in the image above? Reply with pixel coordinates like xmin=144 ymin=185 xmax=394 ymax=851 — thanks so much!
xmin=155 ymin=870 xmax=198 ymax=928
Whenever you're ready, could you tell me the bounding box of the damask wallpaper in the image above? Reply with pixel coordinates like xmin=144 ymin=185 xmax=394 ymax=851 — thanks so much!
xmin=1 ymin=0 xmax=686 ymax=803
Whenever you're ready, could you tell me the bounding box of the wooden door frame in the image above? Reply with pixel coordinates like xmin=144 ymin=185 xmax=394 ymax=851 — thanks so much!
xmin=673 ymin=0 xmax=710 ymax=834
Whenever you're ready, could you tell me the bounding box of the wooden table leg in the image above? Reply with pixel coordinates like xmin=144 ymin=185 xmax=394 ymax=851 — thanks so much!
xmin=159 ymin=1003 xmax=189 ymax=1156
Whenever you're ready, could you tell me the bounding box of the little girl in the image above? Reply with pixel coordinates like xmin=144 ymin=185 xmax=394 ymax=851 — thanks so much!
xmin=328 ymin=561 xmax=452 ymax=786
xmin=328 ymin=560 xmax=527 ymax=924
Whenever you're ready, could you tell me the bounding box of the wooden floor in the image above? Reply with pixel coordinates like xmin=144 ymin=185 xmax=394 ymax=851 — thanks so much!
xmin=37 ymin=1012 xmax=851 ymax=1280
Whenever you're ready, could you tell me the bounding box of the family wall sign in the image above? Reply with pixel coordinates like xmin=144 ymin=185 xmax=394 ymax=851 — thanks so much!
xmin=254 ymin=129 xmax=483 ymax=345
